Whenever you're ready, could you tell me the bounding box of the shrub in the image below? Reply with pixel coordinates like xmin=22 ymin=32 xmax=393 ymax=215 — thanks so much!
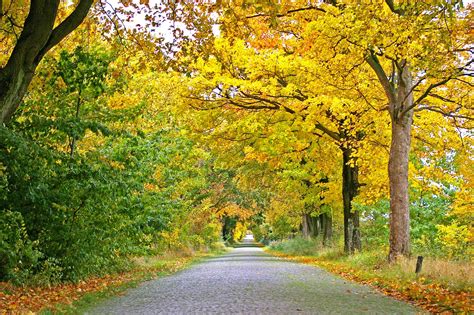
xmin=270 ymin=237 xmax=321 ymax=256
xmin=0 ymin=211 xmax=42 ymax=284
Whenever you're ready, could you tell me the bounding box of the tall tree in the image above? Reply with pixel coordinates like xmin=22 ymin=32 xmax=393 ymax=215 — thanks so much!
xmin=202 ymin=0 xmax=472 ymax=260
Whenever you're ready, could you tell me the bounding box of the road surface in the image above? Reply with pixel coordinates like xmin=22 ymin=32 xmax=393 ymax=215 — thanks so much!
xmin=87 ymin=236 xmax=419 ymax=314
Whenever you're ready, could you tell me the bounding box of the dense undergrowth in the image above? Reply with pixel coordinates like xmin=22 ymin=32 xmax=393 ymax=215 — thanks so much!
xmin=0 ymin=48 xmax=228 ymax=287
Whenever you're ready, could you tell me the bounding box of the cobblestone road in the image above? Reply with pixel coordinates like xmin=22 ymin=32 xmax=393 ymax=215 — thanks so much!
xmin=87 ymin=238 xmax=419 ymax=315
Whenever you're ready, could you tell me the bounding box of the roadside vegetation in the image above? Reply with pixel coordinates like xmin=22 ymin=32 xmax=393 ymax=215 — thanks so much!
xmin=268 ymin=237 xmax=473 ymax=313
xmin=1 ymin=246 xmax=225 ymax=313
xmin=0 ymin=1 xmax=472 ymax=314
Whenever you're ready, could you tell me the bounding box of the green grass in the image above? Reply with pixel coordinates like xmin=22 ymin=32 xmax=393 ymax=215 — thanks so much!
xmin=269 ymin=238 xmax=473 ymax=292
xmin=269 ymin=237 xmax=322 ymax=256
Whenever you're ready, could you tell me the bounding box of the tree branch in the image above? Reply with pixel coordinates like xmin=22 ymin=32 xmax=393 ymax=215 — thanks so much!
xmin=246 ymin=5 xmax=326 ymax=19
xmin=314 ymin=123 xmax=340 ymax=141
xmin=36 ymin=0 xmax=94 ymax=62
xmin=415 ymin=106 xmax=474 ymax=121
xmin=384 ymin=0 xmax=404 ymax=15
xmin=401 ymin=77 xmax=453 ymax=116
xmin=365 ymin=51 xmax=396 ymax=104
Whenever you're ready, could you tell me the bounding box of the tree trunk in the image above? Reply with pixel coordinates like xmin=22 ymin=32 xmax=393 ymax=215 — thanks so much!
xmin=301 ymin=211 xmax=320 ymax=239
xmin=69 ymin=93 xmax=82 ymax=157
xmin=320 ymin=212 xmax=332 ymax=246
xmin=311 ymin=214 xmax=319 ymax=238
xmin=0 ymin=0 xmax=93 ymax=124
xmin=366 ymin=55 xmax=414 ymax=261
xmin=388 ymin=63 xmax=414 ymax=262
xmin=301 ymin=213 xmax=311 ymax=239
xmin=342 ymin=148 xmax=361 ymax=253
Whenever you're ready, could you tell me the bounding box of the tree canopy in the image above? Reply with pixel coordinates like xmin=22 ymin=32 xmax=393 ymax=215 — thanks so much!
xmin=0 ymin=0 xmax=472 ymax=288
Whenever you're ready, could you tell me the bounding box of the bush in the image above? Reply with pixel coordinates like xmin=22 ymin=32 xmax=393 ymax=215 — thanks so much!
xmin=0 ymin=211 xmax=42 ymax=284
xmin=270 ymin=237 xmax=321 ymax=256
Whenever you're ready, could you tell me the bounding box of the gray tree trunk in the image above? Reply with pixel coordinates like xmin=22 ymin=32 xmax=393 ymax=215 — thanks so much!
xmin=367 ymin=54 xmax=414 ymax=261
xmin=301 ymin=214 xmax=311 ymax=239
xmin=388 ymin=62 xmax=414 ymax=261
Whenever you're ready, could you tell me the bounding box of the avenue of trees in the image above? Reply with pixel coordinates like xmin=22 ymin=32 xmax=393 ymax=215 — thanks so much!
xmin=0 ymin=0 xmax=472 ymax=284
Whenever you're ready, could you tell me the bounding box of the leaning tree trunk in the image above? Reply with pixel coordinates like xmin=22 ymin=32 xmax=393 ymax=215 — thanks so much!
xmin=0 ymin=0 xmax=93 ymax=124
xmin=388 ymin=63 xmax=414 ymax=262
xmin=342 ymin=148 xmax=361 ymax=254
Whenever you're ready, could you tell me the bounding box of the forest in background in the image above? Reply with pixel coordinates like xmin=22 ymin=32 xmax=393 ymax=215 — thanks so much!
xmin=0 ymin=1 xmax=472 ymax=308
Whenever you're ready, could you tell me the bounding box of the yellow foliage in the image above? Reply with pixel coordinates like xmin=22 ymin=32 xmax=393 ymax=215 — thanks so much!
xmin=436 ymin=223 xmax=473 ymax=259
xmin=233 ymin=221 xmax=248 ymax=242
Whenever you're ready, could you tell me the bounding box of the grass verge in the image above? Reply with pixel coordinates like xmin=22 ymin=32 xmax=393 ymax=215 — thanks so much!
xmin=0 ymin=246 xmax=226 ymax=314
xmin=267 ymin=238 xmax=473 ymax=314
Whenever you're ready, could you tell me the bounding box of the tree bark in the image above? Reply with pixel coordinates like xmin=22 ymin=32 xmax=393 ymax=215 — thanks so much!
xmin=342 ymin=148 xmax=361 ymax=253
xmin=301 ymin=212 xmax=320 ymax=239
xmin=0 ymin=0 xmax=93 ymax=124
xmin=388 ymin=63 xmax=414 ymax=261
xmin=301 ymin=213 xmax=311 ymax=239
xmin=311 ymin=214 xmax=319 ymax=237
xmin=366 ymin=54 xmax=414 ymax=261
xmin=320 ymin=212 xmax=332 ymax=246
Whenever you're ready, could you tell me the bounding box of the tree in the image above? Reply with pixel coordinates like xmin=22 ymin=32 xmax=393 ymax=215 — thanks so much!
xmin=200 ymin=0 xmax=472 ymax=260
xmin=182 ymin=38 xmax=389 ymax=253
xmin=348 ymin=1 xmax=472 ymax=260
xmin=0 ymin=0 xmax=94 ymax=124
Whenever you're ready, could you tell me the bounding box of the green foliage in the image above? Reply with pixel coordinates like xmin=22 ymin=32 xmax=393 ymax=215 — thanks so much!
xmin=269 ymin=215 xmax=295 ymax=240
xmin=410 ymin=190 xmax=453 ymax=257
xmin=0 ymin=126 xmax=134 ymax=282
xmin=0 ymin=46 xmax=223 ymax=285
xmin=251 ymin=223 xmax=268 ymax=244
xmin=270 ymin=237 xmax=321 ymax=256
xmin=356 ymin=200 xmax=390 ymax=249
xmin=356 ymin=190 xmax=471 ymax=260
xmin=0 ymin=210 xmax=42 ymax=283
xmin=56 ymin=46 xmax=112 ymax=98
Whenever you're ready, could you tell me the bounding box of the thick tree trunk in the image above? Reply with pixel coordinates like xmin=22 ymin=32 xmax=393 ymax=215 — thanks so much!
xmin=0 ymin=0 xmax=93 ymax=124
xmin=342 ymin=148 xmax=361 ymax=254
xmin=366 ymin=55 xmax=414 ymax=261
xmin=388 ymin=63 xmax=414 ymax=262
xmin=388 ymin=120 xmax=412 ymax=260
xmin=0 ymin=69 xmax=36 ymax=123
xmin=0 ymin=0 xmax=56 ymax=123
